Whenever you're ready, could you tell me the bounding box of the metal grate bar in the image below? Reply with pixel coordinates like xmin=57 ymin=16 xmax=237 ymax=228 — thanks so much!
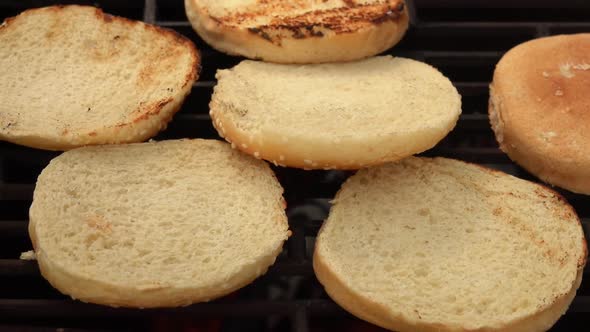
xmin=415 ymin=0 xmax=590 ymax=8
xmin=0 ymin=259 xmax=315 ymax=278
xmin=0 ymin=299 xmax=298 ymax=318
xmin=142 ymin=0 xmax=156 ymax=24
xmin=292 ymin=305 xmax=309 ymax=332
xmin=418 ymin=21 xmax=590 ymax=28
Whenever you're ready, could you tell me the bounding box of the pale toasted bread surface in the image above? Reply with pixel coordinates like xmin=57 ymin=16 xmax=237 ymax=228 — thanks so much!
xmin=211 ymin=56 xmax=461 ymax=169
xmin=315 ymin=157 xmax=586 ymax=332
xmin=29 ymin=139 xmax=289 ymax=308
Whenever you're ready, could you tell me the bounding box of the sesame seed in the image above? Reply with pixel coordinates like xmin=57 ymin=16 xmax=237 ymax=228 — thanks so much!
xmin=241 ymin=143 xmax=248 ymax=149
xmin=254 ymin=151 xmax=260 ymax=158
xmin=555 ymin=90 xmax=564 ymax=96
xmin=542 ymin=71 xmax=549 ymax=78
xmin=279 ymin=155 xmax=285 ymax=161
xmin=304 ymin=159 xmax=313 ymax=165
xmin=559 ymin=63 xmax=575 ymax=78
xmin=272 ymin=160 xmax=278 ymax=166
xmin=573 ymin=63 xmax=590 ymax=70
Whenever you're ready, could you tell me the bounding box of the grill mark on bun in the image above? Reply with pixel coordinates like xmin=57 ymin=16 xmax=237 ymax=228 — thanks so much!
xmin=222 ymin=0 xmax=406 ymax=44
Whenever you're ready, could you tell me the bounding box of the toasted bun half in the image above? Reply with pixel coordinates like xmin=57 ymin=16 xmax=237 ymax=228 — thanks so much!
xmin=314 ymin=157 xmax=587 ymax=332
xmin=490 ymin=33 xmax=590 ymax=194
xmin=29 ymin=139 xmax=290 ymax=308
xmin=184 ymin=0 xmax=409 ymax=64
xmin=0 ymin=5 xmax=199 ymax=151
xmin=210 ymin=56 xmax=461 ymax=170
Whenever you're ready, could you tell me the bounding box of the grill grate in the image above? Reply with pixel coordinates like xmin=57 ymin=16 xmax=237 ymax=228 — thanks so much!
xmin=1 ymin=0 xmax=590 ymax=331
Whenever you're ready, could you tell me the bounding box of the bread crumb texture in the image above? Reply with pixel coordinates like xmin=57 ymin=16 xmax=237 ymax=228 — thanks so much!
xmin=29 ymin=139 xmax=289 ymax=307
xmin=0 ymin=5 xmax=199 ymax=150
xmin=211 ymin=56 xmax=461 ymax=169
xmin=315 ymin=157 xmax=586 ymax=331
xmin=186 ymin=0 xmax=408 ymax=63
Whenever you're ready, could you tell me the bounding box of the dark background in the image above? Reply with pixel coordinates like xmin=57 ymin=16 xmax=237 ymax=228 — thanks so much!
xmin=0 ymin=0 xmax=589 ymax=331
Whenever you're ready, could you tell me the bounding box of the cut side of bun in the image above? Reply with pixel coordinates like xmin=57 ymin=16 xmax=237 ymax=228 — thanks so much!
xmin=210 ymin=56 xmax=461 ymax=170
xmin=490 ymin=33 xmax=590 ymax=194
xmin=29 ymin=139 xmax=290 ymax=308
xmin=185 ymin=0 xmax=409 ymax=64
xmin=0 ymin=5 xmax=199 ymax=150
xmin=314 ymin=157 xmax=586 ymax=332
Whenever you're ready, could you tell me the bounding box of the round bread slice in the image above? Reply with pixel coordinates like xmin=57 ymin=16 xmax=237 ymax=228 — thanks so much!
xmin=490 ymin=34 xmax=590 ymax=194
xmin=314 ymin=157 xmax=586 ymax=332
xmin=0 ymin=5 xmax=199 ymax=151
xmin=184 ymin=0 xmax=409 ymax=64
xmin=29 ymin=139 xmax=290 ymax=308
xmin=210 ymin=56 xmax=462 ymax=170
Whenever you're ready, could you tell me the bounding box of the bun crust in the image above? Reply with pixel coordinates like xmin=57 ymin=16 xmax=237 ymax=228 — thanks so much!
xmin=490 ymin=33 xmax=590 ymax=194
xmin=185 ymin=0 xmax=409 ymax=64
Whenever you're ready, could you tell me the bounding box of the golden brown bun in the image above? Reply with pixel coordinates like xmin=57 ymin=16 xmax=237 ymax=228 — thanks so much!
xmin=490 ymin=33 xmax=590 ymax=194
xmin=0 ymin=5 xmax=199 ymax=150
xmin=185 ymin=0 xmax=409 ymax=64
